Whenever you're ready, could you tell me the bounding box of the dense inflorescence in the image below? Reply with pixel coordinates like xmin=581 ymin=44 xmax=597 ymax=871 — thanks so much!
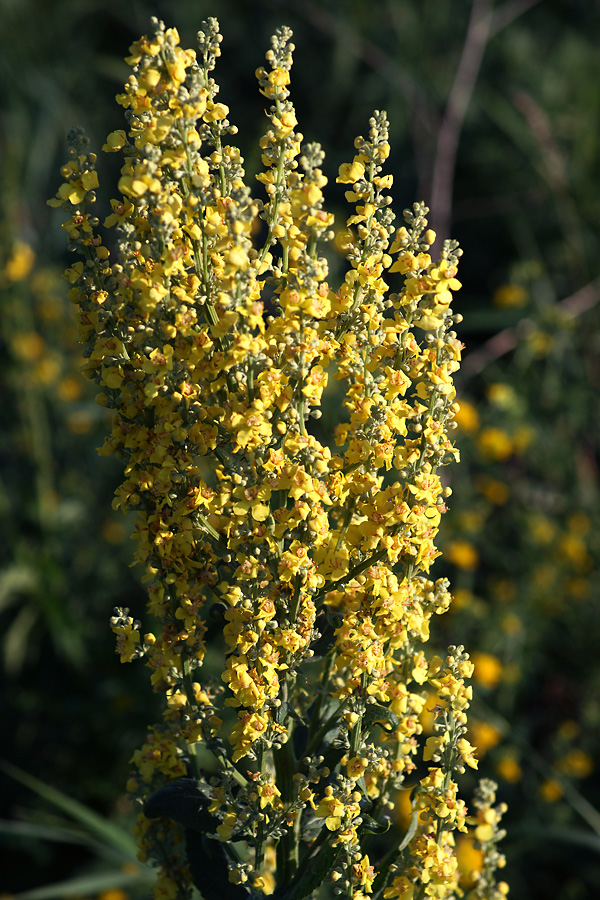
xmin=50 ymin=18 xmax=508 ymax=900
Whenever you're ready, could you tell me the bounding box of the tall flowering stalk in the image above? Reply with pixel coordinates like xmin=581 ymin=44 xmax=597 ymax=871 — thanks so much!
xmin=49 ymin=18 xmax=508 ymax=900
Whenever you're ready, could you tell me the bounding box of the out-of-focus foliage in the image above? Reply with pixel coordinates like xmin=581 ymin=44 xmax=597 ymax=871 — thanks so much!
xmin=1 ymin=1 xmax=599 ymax=898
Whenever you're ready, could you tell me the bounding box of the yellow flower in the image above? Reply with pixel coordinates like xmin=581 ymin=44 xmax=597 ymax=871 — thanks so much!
xmin=315 ymin=787 xmax=346 ymax=830
xmin=383 ymin=875 xmax=414 ymax=899
xmin=257 ymin=780 xmax=283 ymax=809
xmin=102 ymin=129 xmax=127 ymax=152
xmin=216 ymin=809 xmax=238 ymax=840
xmin=347 ymin=756 xmax=369 ymax=779
xmin=352 ymin=854 xmax=376 ymax=892
xmin=529 ymin=515 xmax=555 ymax=544
xmin=337 ymin=159 xmax=366 ymax=184
xmin=457 ymin=737 xmax=479 ymax=769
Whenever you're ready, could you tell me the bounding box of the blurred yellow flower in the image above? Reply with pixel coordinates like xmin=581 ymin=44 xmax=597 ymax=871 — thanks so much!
xmin=501 ymin=614 xmax=522 ymax=636
xmin=475 ymin=475 xmax=509 ymax=505
xmin=540 ymin=779 xmax=563 ymax=803
xmin=478 ymin=428 xmax=513 ymax=461
xmin=529 ymin=515 xmax=555 ymax=545
xmin=455 ymin=835 xmax=483 ymax=887
xmin=419 ymin=691 xmax=440 ymax=735
xmin=66 ymin=409 xmax=94 ymax=434
xmin=453 ymin=399 xmax=479 ymax=433
xmin=3 ymin=240 xmax=35 ymax=282
xmin=34 ymin=356 xmax=61 ymax=385
xmin=469 ymin=720 xmax=502 ymax=756
xmin=502 ymin=663 xmax=521 ymax=684
xmin=496 ymin=753 xmax=522 ymax=783
xmin=446 ymin=540 xmax=479 ymax=571
xmin=486 ymin=383 xmax=516 ymax=408
xmin=557 ymin=720 xmax=579 ymax=740
xmin=58 ymin=376 xmax=84 ymax=403
xmin=490 ymin=578 xmax=517 ymax=604
xmin=472 ymin=652 xmax=503 ymax=689
xmin=493 ymin=283 xmax=527 ymax=307
xmin=533 ymin=564 xmax=557 ymax=591
xmin=458 ymin=511 xmax=486 ymax=533
xmin=513 ymin=425 xmax=534 ymax=454
xmin=101 ymin=519 xmax=127 ymax=544
xmin=568 ymin=512 xmax=590 ymax=535
xmin=558 ymin=534 xmax=591 ymax=571
xmin=528 ymin=331 xmax=553 ymax=356
xmin=12 ymin=332 xmax=45 ymax=362
xmin=120 ymin=863 xmax=140 ymax=877
xmin=452 ymin=588 xmax=475 ymax=611
xmin=567 ymin=577 xmax=590 ymax=599
xmin=556 ymin=749 xmax=594 ymax=779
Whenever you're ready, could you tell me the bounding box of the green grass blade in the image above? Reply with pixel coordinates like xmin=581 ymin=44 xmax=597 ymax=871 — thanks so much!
xmin=0 ymin=760 xmax=138 ymax=858
xmin=0 ymin=817 xmax=92 ymax=845
xmin=13 ymin=866 xmax=155 ymax=900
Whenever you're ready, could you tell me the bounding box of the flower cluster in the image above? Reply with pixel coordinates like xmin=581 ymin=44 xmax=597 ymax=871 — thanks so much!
xmin=465 ymin=779 xmax=509 ymax=900
xmin=50 ymin=17 xmax=507 ymax=900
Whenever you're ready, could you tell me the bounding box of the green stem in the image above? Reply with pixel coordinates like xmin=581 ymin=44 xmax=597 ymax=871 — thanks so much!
xmin=258 ymin=150 xmax=286 ymax=267
xmin=308 ymin=653 xmax=337 ymax=743
xmin=313 ymin=548 xmax=388 ymax=606
xmin=274 ymin=681 xmax=298 ymax=884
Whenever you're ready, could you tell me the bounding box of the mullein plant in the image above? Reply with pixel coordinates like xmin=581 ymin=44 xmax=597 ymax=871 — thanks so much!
xmin=49 ymin=18 xmax=508 ymax=900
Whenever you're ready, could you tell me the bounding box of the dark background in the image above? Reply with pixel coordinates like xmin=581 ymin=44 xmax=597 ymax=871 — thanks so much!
xmin=2 ymin=1 xmax=600 ymax=898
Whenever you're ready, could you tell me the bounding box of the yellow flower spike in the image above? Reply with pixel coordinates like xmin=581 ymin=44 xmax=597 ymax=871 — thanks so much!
xmin=50 ymin=16 xmax=505 ymax=900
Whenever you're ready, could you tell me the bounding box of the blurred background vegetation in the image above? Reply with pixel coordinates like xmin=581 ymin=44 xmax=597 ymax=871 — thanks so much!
xmin=1 ymin=0 xmax=599 ymax=898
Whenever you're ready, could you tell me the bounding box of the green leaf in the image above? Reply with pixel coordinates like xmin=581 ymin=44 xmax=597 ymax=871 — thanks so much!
xmin=184 ymin=828 xmax=254 ymax=900
xmin=360 ymin=815 xmax=391 ymax=835
xmin=362 ymin=704 xmax=400 ymax=733
xmin=144 ymin=777 xmax=215 ymax=832
xmin=144 ymin=778 xmax=254 ymax=899
xmin=310 ymin=611 xmax=342 ymax=658
xmin=397 ymin=794 xmax=421 ymax=853
xmin=370 ymin=786 xmax=424 ymax=899
xmin=274 ymin=833 xmax=339 ymax=900
xmin=0 ymin=760 xmax=138 ymax=858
